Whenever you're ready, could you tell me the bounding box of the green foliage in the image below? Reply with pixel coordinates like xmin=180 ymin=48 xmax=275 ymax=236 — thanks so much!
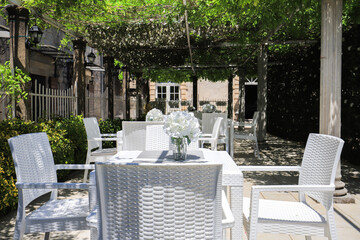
xmin=267 ymin=42 xmax=320 ymax=142
xmin=49 ymin=115 xmax=88 ymax=164
xmin=181 ymin=100 xmax=190 ymax=106
xmin=168 ymin=100 xmax=179 ymax=108
xmin=340 ymin=24 xmax=360 ymax=164
xmin=267 ymin=25 xmax=360 ymax=165
xmin=98 ymin=118 xmax=123 ymax=148
xmin=98 ymin=118 xmax=123 ymax=133
xmin=147 ymin=100 xmax=166 ymax=114
xmin=114 ymin=59 xmax=124 ymax=82
xmin=11 ymin=0 xmax=358 ymax=80
xmin=216 ymin=101 xmax=227 ymax=106
xmin=0 ymin=61 xmax=32 ymax=116
xmin=143 ymin=69 xmax=192 ymax=83
xmin=199 ymin=100 xmax=210 ymax=105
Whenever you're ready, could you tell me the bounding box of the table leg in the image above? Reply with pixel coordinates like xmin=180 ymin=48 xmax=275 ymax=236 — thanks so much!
xmin=230 ymin=186 xmax=243 ymax=240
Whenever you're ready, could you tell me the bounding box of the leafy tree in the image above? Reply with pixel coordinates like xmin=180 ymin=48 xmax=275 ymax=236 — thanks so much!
xmin=0 ymin=61 xmax=31 ymax=117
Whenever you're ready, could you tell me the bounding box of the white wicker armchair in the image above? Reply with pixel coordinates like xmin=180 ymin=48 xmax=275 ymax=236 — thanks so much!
xmin=198 ymin=117 xmax=223 ymax=151
xmin=8 ymin=132 xmax=94 ymax=240
xmin=122 ymin=121 xmax=164 ymax=150
xmin=83 ymin=117 xmax=118 ymax=182
xmin=239 ymin=133 xmax=344 ymax=240
xmin=88 ymin=161 xmax=234 ymax=240
xmin=201 ymin=113 xmax=229 ymax=152
xmin=233 ymin=111 xmax=260 ymax=158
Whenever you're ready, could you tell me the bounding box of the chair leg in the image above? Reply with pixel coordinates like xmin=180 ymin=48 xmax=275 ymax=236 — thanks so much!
xmin=83 ymin=152 xmax=91 ymax=182
xmin=14 ymin=204 xmax=25 ymax=240
xmin=254 ymin=140 xmax=260 ymax=158
xmin=13 ymin=221 xmax=25 ymax=240
xmin=326 ymin=209 xmax=338 ymax=240
xmin=44 ymin=232 xmax=50 ymax=240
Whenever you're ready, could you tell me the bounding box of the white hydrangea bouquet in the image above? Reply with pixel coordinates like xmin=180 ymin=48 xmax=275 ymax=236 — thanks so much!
xmin=146 ymin=108 xmax=164 ymax=122
xmin=202 ymin=103 xmax=216 ymax=113
xmin=163 ymin=111 xmax=201 ymax=160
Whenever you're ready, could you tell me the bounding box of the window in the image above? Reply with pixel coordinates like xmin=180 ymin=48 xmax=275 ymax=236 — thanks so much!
xmin=156 ymin=83 xmax=181 ymax=112
xmin=157 ymin=86 xmax=167 ymax=99
xmin=169 ymin=86 xmax=180 ymax=101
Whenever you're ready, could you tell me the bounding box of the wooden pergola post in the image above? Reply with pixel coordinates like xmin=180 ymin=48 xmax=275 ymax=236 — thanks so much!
xmin=257 ymin=44 xmax=268 ymax=142
xmin=5 ymin=5 xmax=31 ymax=120
xmin=320 ymin=0 xmax=353 ymax=202
xmin=192 ymin=75 xmax=198 ymax=110
xmin=227 ymin=75 xmax=233 ymax=118
xmin=72 ymin=39 xmax=86 ymax=116
xmin=237 ymin=68 xmax=246 ymax=122
xmin=104 ymin=56 xmax=114 ymax=119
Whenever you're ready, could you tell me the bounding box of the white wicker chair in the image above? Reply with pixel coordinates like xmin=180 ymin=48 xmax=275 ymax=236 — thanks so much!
xmin=83 ymin=117 xmax=118 ymax=182
xmin=239 ymin=133 xmax=344 ymax=240
xmin=88 ymin=161 xmax=234 ymax=240
xmin=201 ymin=113 xmax=229 ymax=152
xmin=233 ymin=111 xmax=259 ymax=157
xmin=8 ymin=132 xmax=94 ymax=240
xmin=122 ymin=121 xmax=164 ymax=150
xmin=188 ymin=139 xmax=200 ymax=150
xmin=145 ymin=125 xmax=171 ymax=150
xmin=198 ymin=117 xmax=223 ymax=151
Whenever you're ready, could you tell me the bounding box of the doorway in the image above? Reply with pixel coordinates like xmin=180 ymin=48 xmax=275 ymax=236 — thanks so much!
xmin=245 ymin=85 xmax=257 ymax=119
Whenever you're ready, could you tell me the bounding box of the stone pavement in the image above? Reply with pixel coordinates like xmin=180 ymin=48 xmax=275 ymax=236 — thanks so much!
xmin=1 ymin=134 xmax=359 ymax=239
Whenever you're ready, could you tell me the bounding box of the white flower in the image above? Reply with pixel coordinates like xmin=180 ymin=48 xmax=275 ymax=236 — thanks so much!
xmin=202 ymin=103 xmax=216 ymax=113
xmin=146 ymin=108 xmax=164 ymax=122
xmin=163 ymin=111 xmax=201 ymax=143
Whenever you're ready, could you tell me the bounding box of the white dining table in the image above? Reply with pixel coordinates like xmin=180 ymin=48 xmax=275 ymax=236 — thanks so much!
xmin=95 ymin=149 xmax=244 ymax=240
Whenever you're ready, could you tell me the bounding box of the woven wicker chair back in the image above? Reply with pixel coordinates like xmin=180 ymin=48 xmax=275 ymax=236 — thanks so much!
xmin=83 ymin=117 xmax=102 ymax=150
xmin=122 ymin=121 xmax=164 ymax=150
xmin=95 ymin=162 xmax=223 ymax=239
xmin=202 ymin=112 xmax=228 ymax=136
xmin=145 ymin=125 xmax=171 ymax=150
xmin=8 ymin=132 xmax=57 ymax=207
xmin=299 ymin=133 xmax=344 ymax=208
xmin=212 ymin=117 xmax=224 ymax=139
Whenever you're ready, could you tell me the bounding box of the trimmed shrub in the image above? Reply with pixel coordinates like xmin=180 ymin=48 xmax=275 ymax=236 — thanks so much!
xmin=98 ymin=118 xmax=123 ymax=148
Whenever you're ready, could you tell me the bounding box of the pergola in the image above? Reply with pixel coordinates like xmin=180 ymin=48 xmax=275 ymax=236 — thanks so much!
xmin=3 ymin=0 xmax=351 ymax=201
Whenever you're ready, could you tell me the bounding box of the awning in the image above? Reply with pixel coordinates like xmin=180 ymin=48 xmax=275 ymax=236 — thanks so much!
xmin=0 ymin=25 xmax=10 ymax=38
xmin=86 ymin=62 xmax=105 ymax=72
xmin=30 ymin=44 xmax=73 ymax=60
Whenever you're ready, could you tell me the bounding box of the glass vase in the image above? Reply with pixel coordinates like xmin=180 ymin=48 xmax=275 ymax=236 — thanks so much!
xmin=171 ymin=137 xmax=188 ymax=161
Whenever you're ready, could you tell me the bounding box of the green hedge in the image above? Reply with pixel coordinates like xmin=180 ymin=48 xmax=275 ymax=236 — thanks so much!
xmin=0 ymin=116 xmax=122 ymax=216
xmin=98 ymin=118 xmax=123 ymax=148
xmin=267 ymin=24 xmax=360 ymax=165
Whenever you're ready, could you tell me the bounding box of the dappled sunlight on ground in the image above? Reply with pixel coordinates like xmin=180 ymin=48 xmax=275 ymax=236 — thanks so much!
xmin=233 ymin=133 xmax=360 ymax=195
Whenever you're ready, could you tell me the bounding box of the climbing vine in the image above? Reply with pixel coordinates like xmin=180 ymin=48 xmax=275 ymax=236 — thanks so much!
xmin=1 ymin=0 xmax=359 ymax=82
xmin=0 ymin=61 xmax=32 ymax=116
